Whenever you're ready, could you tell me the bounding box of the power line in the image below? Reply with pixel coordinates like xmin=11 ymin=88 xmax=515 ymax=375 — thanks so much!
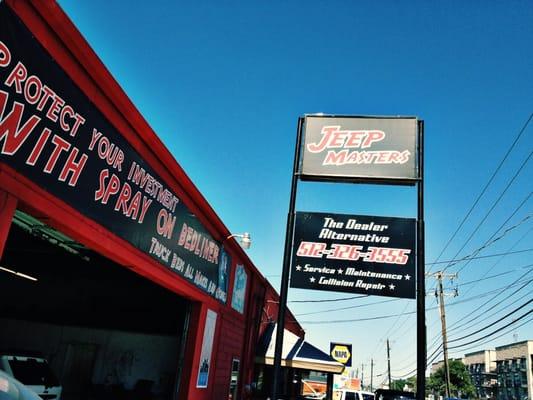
xmin=448 ymin=315 xmax=533 ymax=356
xmin=368 ymin=302 xmax=411 ymax=363
xmin=426 ymin=316 xmax=444 ymax=349
xmin=448 ymin=308 xmax=533 ymax=349
xmin=301 ymin=312 xmax=413 ymax=324
xmin=443 ymin=213 xmax=531 ymax=273
xmin=391 ymin=343 xmax=444 ymax=378
xmin=404 ymin=221 xmax=532 ymax=362
xmin=378 ymin=314 xmax=420 ymax=371
xmin=441 ymin=150 xmax=532 ymax=274
xmin=428 ymin=112 xmax=533 ymax=272
xmin=386 ymin=304 xmax=416 ymax=340
xmin=448 ymin=288 xmax=533 ymax=336
xmin=421 ymin=273 xmax=533 ymax=364
xmin=448 ymin=298 xmax=533 ymax=343
xmin=407 ymin=304 xmax=528 ymax=380
xmin=440 ymin=278 xmax=532 ymax=309
xmin=446 ymin=260 xmax=533 ymax=334
xmin=375 ymin=310 xmax=533 ymax=381
xmin=393 ymin=348 xmax=444 ymax=380
xmin=289 ymin=294 xmax=368 ymax=303
xmin=446 ymin=267 xmax=533 ymax=330
xmin=320 ymin=275 xmax=531 ymax=376
xmin=403 ymin=266 xmax=532 ymax=348
xmin=299 ymin=278 xmax=532 ymax=324
xmin=392 ymin=342 xmax=442 ymax=374
xmin=426 ymin=268 xmax=533 ymax=350
xmin=295 ymin=264 xmax=531 ymax=318
xmin=405 ymin=113 xmax=533 ymax=381
xmin=294 ymin=297 xmax=399 ymax=316
xmin=459 ymin=264 xmax=533 ymax=287
xmin=459 ymin=227 xmax=533 ymax=298
xmin=453 ymin=192 xmax=532 ymax=274
xmin=426 ymin=247 xmax=533 ymax=266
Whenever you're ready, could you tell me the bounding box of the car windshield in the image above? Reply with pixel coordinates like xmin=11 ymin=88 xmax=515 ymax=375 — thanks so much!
xmin=8 ymin=358 xmax=59 ymax=387
xmin=362 ymin=394 xmax=374 ymax=400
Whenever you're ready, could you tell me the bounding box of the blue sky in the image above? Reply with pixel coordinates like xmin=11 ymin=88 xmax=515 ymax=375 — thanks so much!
xmin=58 ymin=0 xmax=532 ymax=383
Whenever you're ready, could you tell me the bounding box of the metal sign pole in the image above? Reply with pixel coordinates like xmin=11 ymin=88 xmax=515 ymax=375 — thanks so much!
xmin=416 ymin=120 xmax=426 ymax=400
xmin=271 ymin=117 xmax=304 ymax=400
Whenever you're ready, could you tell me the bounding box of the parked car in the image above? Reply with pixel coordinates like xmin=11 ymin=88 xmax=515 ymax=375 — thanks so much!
xmin=0 ymin=369 xmax=42 ymax=400
xmin=374 ymin=389 xmax=416 ymax=400
xmin=333 ymin=389 xmax=375 ymax=400
xmin=303 ymin=393 xmax=326 ymax=400
xmin=0 ymin=353 xmax=62 ymax=400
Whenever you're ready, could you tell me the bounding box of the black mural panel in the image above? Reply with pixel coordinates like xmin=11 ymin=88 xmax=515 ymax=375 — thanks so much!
xmin=291 ymin=212 xmax=416 ymax=299
xmin=0 ymin=4 xmax=228 ymax=302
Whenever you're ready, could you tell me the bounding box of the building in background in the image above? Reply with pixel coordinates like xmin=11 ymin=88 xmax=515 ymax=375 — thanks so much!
xmin=430 ymin=341 xmax=533 ymax=400
xmin=430 ymin=358 xmax=463 ymax=375
xmin=463 ymin=350 xmax=497 ymax=399
xmin=495 ymin=341 xmax=532 ymax=400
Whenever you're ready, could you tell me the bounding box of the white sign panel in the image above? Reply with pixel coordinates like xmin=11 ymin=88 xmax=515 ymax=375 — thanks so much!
xmin=301 ymin=115 xmax=418 ymax=183
xmin=197 ymin=309 xmax=217 ymax=388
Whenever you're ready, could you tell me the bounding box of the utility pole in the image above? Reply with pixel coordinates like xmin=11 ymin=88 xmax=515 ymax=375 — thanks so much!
xmin=429 ymin=271 xmax=458 ymax=398
xmin=370 ymin=359 xmax=374 ymax=391
xmin=437 ymin=273 xmax=451 ymax=398
xmin=361 ymin=362 xmax=365 ymax=389
xmin=387 ymin=339 xmax=392 ymax=389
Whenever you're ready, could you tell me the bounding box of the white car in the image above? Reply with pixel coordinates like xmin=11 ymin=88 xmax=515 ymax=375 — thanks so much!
xmin=0 ymin=370 xmax=42 ymax=400
xmin=0 ymin=354 xmax=62 ymax=400
xmin=334 ymin=389 xmax=376 ymax=400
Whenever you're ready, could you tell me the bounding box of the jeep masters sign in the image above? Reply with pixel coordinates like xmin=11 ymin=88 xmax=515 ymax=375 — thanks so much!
xmin=290 ymin=211 xmax=416 ymax=299
xmin=300 ymin=115 xmax=418 ymax=184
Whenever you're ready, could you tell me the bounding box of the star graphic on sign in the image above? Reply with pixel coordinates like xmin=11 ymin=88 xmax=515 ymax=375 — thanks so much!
xmin=389 ymin=284 xmax=396 ymax=290
xmin=296 ymin=265 xmax=302 ymax=271
xmin=310 ymin=276 xmax=316 ymax=283
xmin=404 ymin=274 xmax=411 ymax=280
xmin=337 ymin=268 xmax=344 ymax=274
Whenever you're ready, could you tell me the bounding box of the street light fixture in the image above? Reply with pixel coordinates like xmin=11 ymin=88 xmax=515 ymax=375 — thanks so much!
xmin=226 ymin=232 xmax=252 ymax=249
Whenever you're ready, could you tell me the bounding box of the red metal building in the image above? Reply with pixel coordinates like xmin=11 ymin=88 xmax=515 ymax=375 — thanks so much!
xmin=0 ymin=1 xmax=304 ymax=399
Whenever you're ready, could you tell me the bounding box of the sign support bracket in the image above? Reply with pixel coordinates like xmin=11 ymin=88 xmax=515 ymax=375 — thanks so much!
xmin=416 ymin=120 xmax=426 ymax=400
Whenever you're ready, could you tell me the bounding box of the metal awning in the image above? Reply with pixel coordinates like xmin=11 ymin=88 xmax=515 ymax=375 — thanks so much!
xmin=255 ymin=323 xmax=344 ymax=374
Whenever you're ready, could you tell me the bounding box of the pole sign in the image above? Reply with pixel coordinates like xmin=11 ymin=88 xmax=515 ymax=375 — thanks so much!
xmin=300 ymin=115 xmax=418 ymax=184
xmin=290 ymin=211 xmax=416 ymax=299
xmin=0 ymin=4 xmax=229 ymax=302
xmin=330 ymin=343 xmax=352 ymax=367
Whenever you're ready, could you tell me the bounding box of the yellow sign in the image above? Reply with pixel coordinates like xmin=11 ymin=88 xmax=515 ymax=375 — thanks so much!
xmin=331 ymin=345 xmax=351 ymax=364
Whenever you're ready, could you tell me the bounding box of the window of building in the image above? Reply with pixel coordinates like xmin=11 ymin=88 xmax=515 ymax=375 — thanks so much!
xmin=228 ymin=358 xmax=240 ymax=400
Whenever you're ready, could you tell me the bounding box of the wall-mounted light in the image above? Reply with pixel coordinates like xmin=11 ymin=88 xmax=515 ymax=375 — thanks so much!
xmin=226 ymin=232 xmax=252 ymax=250
xmin=0 ymin=265 xmax=38 ymax=282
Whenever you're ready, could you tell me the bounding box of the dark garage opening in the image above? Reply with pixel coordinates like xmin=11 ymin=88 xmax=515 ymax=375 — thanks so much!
xmin=0 ymin=210 xmax=190 ymax=400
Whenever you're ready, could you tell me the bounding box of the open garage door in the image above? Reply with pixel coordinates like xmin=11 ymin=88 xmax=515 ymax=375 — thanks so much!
xmin=0 ymin=210 xmax=190 ymax=400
